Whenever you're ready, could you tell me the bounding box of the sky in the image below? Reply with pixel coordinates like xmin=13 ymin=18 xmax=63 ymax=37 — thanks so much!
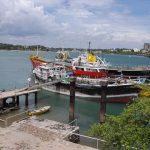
xmin=0 ymin=0 xmax=150 ymax=49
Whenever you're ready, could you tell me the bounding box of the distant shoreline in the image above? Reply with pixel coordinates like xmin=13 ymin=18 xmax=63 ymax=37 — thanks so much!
xmin=0 ymin=42 xmax=149 ymax=57
xmin=0 ymin=49 xmax=148 ymax=58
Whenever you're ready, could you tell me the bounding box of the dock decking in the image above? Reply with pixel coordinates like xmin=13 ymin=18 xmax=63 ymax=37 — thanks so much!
xmin=0 ymin=88 xmax=39 ymax=100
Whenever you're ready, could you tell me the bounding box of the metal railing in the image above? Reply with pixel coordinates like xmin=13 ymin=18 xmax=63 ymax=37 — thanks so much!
xmin=73 ymin=133 xmax=106 ymax=149
xmin=68 ymin=118 xmax=78 ymax=126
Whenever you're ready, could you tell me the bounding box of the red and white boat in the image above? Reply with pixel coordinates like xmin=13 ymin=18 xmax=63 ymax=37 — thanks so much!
xmin=72 ymin=65 xmax=107 ymax=78
xmin=30 ymin=54 xmax=48 ymax=69
xmin=69 ymin=51 xmax=109 ymax=78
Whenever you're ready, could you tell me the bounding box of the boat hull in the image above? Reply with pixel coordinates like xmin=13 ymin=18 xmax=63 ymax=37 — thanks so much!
xmin=26 ymin=106 xmax=51 ymax=116
xmin=30 ymin=55 xmax=48 ymax=68
xmin=42 ymin=82 xmax=138 ymax=103
xmin=72 ymin=70 xmax=107 ymax=78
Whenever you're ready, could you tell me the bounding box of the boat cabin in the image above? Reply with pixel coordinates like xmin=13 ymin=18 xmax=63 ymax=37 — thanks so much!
xmin=33 ymin=63 xmax=71 ymax=81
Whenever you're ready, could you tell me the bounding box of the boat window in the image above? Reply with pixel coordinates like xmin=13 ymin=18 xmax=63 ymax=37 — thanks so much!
xmin=86 ymin=68 xmax=98 ymax=72
xmin=99 ymin=69 xmax=106 ymax=72
xmin=75 ymin=67 xmax=84 ymax=71
xmin=91 ymin=69 xmax=98 ymax=72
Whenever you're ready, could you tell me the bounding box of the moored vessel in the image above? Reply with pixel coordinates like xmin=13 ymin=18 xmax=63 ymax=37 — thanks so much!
xmin=26 ymin=106 xmax=51 ymax=116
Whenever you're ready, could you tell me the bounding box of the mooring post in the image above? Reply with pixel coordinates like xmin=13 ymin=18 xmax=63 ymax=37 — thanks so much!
xmin=16 ymin=96 xmax=19 ymax=106
xmin=100 ymin=81 xmax=108 ymax=123
xmin=69 ymin=77 xmax=76 ymax=122
xmin=25 ymin=94 xmax=28 ymax=107
xmin=35 ymin=92 xmax=37 ymax=105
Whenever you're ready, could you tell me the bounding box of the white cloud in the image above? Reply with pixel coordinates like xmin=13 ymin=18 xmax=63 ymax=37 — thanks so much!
xmin=0 ymin=0 xmax=60 ymax=36
xmin=0 ymin=0 xmax=149 ymax=48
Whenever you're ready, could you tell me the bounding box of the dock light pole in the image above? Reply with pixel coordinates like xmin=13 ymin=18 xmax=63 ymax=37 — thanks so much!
xmin=100 ymin=81 xmax=108 ymax=123
xmin=69 ymin=77 xmax=76 ymax=122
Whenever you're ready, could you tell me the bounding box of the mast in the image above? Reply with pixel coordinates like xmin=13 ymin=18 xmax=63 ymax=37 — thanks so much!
xmin=88 ymin=41 xmax=91 ymax=53
xmin=36 ymin=45 xmax=39 ymax=56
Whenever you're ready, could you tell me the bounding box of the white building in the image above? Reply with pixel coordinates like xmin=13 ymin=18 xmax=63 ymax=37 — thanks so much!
xmin=133 ymin=48 xmax=140 ymax=52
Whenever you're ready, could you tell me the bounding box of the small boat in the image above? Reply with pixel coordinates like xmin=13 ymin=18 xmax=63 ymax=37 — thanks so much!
xmin=26 ymin=106 xmax=51 ymax=116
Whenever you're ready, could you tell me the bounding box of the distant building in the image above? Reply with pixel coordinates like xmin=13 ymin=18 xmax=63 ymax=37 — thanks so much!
xmin=133 ymin=48 xmax=140 ymax=52
xmin=123 ymin=49 xmax=132 ymax=52
xmin=144 ymin=43 xmax=150 ymax=50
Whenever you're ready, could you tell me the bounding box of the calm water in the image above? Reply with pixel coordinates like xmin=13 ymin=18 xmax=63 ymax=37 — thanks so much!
xmin=0 ymin=50 xmax=150 ymax=133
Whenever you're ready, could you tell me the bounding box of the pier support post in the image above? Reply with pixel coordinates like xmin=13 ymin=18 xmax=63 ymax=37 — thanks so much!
xmin=100 ymin=81 xmax=108 ymax=123
xmin=12 ymin=97 xmax=16 ymax=105
xmin=56 ymin=82 xmax=60 ymax=92
xmin=69 ymin=77 xmax=76 ymax=122
xmin=2 ymin=98 xmax=7 ymax=108
xmin=16 ymin=96 xmax=19 ymax=106
xmin=35 ymin=92 xmax=37 ymax=105
xmin=25 ymin=94 xmax=28 ymax=107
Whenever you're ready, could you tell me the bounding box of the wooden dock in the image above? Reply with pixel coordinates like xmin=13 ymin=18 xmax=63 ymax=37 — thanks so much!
xmin=0 ymin=80 xmax=61 ymax=111
xmin=0 ymin=88 xmax=39 ymax=100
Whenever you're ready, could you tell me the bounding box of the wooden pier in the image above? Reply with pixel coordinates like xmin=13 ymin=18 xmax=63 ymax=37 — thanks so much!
xmin=0 ymin=80 xmax=61 ymax=111
xmin=0 ymin=88 xmax=39 ymax=109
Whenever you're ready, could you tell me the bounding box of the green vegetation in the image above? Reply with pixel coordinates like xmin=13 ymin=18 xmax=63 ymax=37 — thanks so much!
xmin=0 ymin=43 xmax=48 ymax=51
xmin=0 ymin=43 xmax=74 ymax=51
xmin=88 ymin=85 xmax=150 ymax=150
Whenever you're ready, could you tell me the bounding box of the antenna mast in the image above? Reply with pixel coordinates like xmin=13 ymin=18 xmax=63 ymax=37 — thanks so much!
xmin=36 ymin=45 xmax=39 ymax=56
xmin=88 ymin=41 xmax=91 ymax=53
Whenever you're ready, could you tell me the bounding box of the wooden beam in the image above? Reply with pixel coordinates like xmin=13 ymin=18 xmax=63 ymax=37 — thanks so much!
xmin=69 ymin=77 xmax=76 ymax=122
xmin=25 ymin=94 xmax=28 ymax=107
xmin=35 ymin=92 xmax=37 ymax=105
xmin=16 ymin=96 xmax=19 ymax=106
xmin=100 ymin=81 xmax=108 ymax=123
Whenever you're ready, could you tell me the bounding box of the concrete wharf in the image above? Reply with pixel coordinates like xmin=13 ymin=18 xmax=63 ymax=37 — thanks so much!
xmin=0 ymin=117 xmax=96 ymax=150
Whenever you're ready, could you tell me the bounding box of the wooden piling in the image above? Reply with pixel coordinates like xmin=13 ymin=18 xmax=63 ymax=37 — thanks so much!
xmin=2 ymin=98 xmax=7 ymax=107
xmin=69 ymin=77 xmax=76 ymax=122
xmin=35 ymin=92 xmax=37 ymax=105
xmin=25 ymin=94 xmax=29 ymax=107
xmin=100 ymin=81 xmax=108 ymax=123
xmin=56 ymin=82 xmax=60 ymax=92
xmin=12 ymin=97 xmax=16 ymax=105
xmin=16 ymin=96 xmax=19 ymax=106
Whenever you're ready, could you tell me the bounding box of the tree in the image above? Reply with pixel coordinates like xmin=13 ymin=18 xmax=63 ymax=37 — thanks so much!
xmin=88 ymin=89 xmax=150 ymax=149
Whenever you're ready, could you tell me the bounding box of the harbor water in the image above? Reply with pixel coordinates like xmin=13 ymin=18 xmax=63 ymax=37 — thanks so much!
xmin=0 ymin=50 xmax=150 ymax=133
